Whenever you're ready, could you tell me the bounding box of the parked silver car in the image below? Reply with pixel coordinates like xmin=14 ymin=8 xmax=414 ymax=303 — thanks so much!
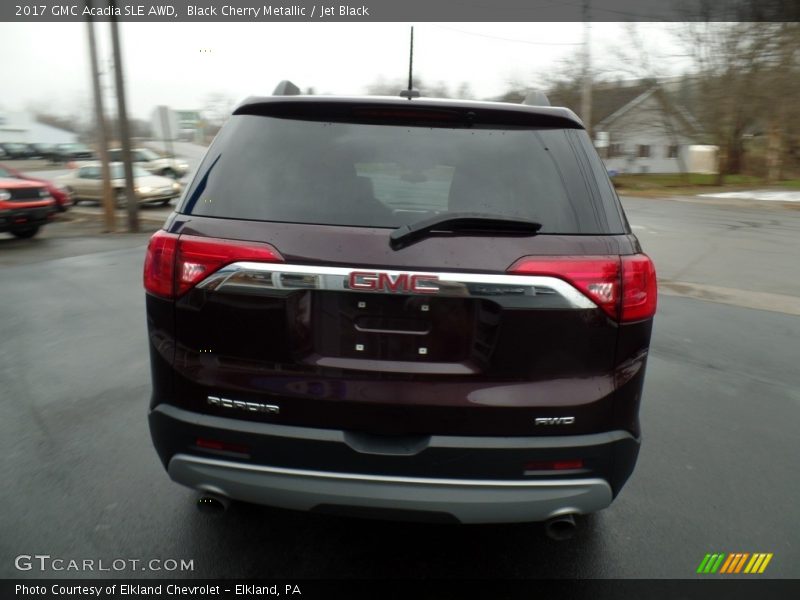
xmin=56 ymin=162 xmax=181 ymax=207
xmin=108 ymin=148 xmax=189 ymax=179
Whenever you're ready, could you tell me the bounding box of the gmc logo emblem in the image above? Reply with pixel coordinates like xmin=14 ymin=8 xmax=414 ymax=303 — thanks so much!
xmin=348 ymin=271 xmax=440 ymax=294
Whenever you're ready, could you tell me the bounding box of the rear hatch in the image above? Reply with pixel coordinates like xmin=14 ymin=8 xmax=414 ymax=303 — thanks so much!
xmin=149 ymin=99 xmax=652 ymax=436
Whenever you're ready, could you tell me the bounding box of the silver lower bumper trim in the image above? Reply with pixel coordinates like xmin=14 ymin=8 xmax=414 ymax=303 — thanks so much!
xmin=168 ymin=454 xmax=613 ymax=524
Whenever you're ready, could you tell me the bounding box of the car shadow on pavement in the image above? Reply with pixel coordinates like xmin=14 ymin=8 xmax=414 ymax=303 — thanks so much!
xmin=182 ymin=500 xmax=606 ymax=578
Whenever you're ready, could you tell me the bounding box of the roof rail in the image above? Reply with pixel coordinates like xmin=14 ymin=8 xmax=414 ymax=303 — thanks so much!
xmin=273 ymin=80 xmax=301 ymax=96
xmin=522 ymin=91 xmax=550 ymax=107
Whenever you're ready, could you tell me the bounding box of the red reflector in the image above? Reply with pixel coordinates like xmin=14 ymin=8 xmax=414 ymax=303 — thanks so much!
xmin=507 ymin=256 xmax=621 ymax=319
xmin=195 ymin=438 xmax=249 ymax=455
xmin=524 ymin=459 xmax=584 ymax=471
xmin=621 ymin=254 xmax=658 ymax=322
xmin=143 ymin=231 xmax=283 ymax=299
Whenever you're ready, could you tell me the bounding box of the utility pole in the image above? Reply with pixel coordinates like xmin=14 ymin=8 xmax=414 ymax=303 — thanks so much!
xmin=581 ymin=0 xmax=593 ymax=139
xmin=159 ymin=108 xmax=175 ymax=160
xmin=109 ymin=1 xmax=139 ymax=232
xmin=85 ymin=1 xmax=115 ymax=232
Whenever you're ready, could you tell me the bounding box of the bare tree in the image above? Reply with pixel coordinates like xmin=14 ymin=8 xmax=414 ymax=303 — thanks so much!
xmin=606 ymin=25 xmax=702 ymax=180
xmin=364 ymin=76 xmax=474 ymax=99
xmin=676 ymin=22 xmax=800 ymax=182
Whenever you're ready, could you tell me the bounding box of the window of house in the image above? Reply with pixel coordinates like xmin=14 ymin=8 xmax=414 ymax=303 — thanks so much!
xmin=608 ymin=143 xmax=624 ymax=158
xmin=666 ymin=145 xmax=679 ymax=159
xmin=636 ymin=145 xmax=651 ymax=158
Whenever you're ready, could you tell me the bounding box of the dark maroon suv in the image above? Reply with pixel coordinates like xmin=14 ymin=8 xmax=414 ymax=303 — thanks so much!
xmin=144 ymin=87 xmax=656 ymax=535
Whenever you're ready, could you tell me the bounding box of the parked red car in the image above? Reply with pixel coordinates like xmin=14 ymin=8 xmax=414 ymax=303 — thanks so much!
xmin=0 ymin=163 xmax=72 ymax=212
xmin=0 ymin=177 xmax=56 ymax=238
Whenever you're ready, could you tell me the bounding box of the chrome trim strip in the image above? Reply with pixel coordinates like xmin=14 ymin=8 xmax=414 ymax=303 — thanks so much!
xmin=195 ymin=262 xmax=597 ymax=309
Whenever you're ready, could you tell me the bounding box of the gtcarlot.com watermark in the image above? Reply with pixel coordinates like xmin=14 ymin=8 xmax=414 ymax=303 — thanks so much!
xmin=15 ymin=554 xmax=194 ymax=573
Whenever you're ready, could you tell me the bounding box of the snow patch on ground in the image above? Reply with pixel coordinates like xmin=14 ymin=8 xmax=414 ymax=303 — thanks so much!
xmin=699 ymin=190 xmax=800 ymax=202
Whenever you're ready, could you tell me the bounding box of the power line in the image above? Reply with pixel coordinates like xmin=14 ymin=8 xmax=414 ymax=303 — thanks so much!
xmin=429 ymin=24 xmax=583 ymax=47
xmin=559 ymin=0 xmax=672 ymax=22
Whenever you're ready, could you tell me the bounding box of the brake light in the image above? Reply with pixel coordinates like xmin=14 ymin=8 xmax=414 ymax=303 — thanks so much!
xmin=507 ymin=254 xmax=657 ymax=322
xmin=507 ymin=256 xmax=621 ymax=319
xmin=143 ymin=230 xmax=177 ymax=298
xmin=620 ymin=254 xmax=658 ymax=322
xmin=143 ymin=231 xmax=283 ymax=299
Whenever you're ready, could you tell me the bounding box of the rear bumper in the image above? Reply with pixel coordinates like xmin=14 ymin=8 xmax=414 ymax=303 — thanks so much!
xmin=140 ymin=193 xmax=178 ymax=203
xmin=0 ymin=205 xmax=54 ymax=232
xmin=150 ymin=404 xmax=640 ymax=524
xmin=170 ymin=454 xmax=612 ymax=524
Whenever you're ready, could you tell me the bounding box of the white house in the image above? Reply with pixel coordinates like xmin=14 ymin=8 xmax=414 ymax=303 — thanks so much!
xmin=591 ymin=85 xmax=703 ymax=174
xmin=546 ymin=81 xmax=703 ymax=174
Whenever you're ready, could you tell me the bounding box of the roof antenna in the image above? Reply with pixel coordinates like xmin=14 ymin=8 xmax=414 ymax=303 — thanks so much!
xmin=400 ymin=26 xmax=420 ymax=99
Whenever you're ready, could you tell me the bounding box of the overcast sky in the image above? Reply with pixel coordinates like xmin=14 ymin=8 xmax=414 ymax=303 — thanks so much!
xmin=0 ymin=22 xmax=689 ymax=120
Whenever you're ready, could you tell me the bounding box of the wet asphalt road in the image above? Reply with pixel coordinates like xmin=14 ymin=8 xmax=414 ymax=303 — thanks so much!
xmin=0 ymin=201 xmax=798 ymax=580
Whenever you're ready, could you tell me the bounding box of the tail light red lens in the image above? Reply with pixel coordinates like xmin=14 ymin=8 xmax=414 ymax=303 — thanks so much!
xmin=620 ymin=254 xmax=658 ymax=322
xmin=507 ymin=256 xmax=621 ymax=319
xmin=507 ymin=254 xmax=657 ymax=322
xmin=143 ymin=231 xmax=283 ymax=299
xmin=143 ymin=230 xmax=178 ymax=298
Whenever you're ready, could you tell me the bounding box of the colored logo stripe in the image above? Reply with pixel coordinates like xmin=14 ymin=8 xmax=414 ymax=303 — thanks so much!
xmin=697 ymin=554 xmax=725 ymax=574
xmin=719 ymin=554 xmax=735 ymax=573
xmin=698 ymin=553 xmax=773 ymax=574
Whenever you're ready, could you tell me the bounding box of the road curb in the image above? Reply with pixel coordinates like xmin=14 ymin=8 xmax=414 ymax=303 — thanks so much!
xmin=66 ymin=206 xmax=170 ymax=226
xmin=660 ymin=279 xmax=800 ymax=316
xmin=621 ymin=194 xmax=800 ymax=211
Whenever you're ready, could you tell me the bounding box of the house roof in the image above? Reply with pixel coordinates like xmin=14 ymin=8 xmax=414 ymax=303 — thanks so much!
xmin=548 ymin=82 xmax=653 ymax=129
xmin=500 ymin=80 xmax=701 ymax=137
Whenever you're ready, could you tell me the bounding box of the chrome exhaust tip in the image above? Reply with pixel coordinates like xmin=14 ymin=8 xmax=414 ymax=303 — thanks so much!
xmin=544 ymin=513 xmax=577 ymax=540
xmin=197 ymin=493 xmax=230 ymax=514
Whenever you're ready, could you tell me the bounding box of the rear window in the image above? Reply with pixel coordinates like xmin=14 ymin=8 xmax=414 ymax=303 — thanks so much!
xmin=181 ymin=114 xmax=625 ymax=234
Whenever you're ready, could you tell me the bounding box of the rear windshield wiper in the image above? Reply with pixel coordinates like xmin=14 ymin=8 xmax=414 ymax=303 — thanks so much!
xmin=390 ymin=213 xmax=542 ymax=250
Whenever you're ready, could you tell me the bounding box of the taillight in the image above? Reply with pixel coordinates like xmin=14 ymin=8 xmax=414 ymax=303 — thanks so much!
xmin=175 ymin=234 xmax=283 ymax=296
xmin=143 ymin=231 xmax=283 ymax=299
xmin=507 ymin=254 xmax=657 ymax=322
xmin=507 ymin=256 xmax=621 ymax=319
xmin=143 ymin=230 xmax=178 ymax=298
xmin=620 ymin=254 xmax=658 ymax=322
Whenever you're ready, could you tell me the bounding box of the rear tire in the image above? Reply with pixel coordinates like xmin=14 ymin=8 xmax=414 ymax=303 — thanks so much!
xmin=11 ymin=225 xmax=41 ymax=239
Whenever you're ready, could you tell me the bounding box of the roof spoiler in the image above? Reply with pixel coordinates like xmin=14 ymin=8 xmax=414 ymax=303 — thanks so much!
xmin=522 ymin=91 xmax=550 ymax=107
xmin=273 ymin=80 xmax=301 ymax=96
